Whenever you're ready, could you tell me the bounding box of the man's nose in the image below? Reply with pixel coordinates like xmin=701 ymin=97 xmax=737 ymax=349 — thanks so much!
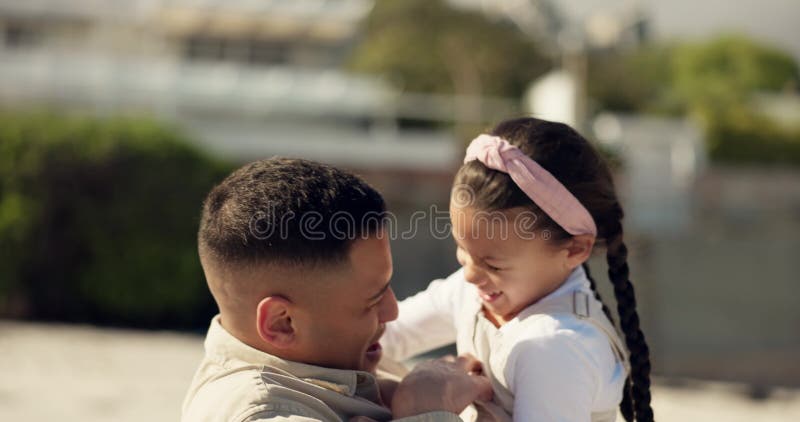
xmin=378 ymin=287 xmax=399 ymax=323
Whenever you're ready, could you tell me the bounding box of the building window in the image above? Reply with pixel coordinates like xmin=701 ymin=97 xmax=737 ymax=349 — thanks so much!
xmin=184 ymin=35 xmax=292 ymax=66
xmin=184 ymin=35 xmax=225 ymax=61
xmin=248 ymin=40 xmax=290 ymax=65
xmin=4 ymin=22 xmax=41 ymax=48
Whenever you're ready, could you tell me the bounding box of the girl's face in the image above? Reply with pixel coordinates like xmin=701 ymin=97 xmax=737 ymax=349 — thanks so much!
xmin=450 ymin=206 xmax=576 ymax=326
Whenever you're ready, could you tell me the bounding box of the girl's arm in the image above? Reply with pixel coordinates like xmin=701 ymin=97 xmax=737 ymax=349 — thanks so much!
xmin=506 ymin=334 xmax=598 ymax=422
xmin=382 ymin=269 xmax=467 ymax=361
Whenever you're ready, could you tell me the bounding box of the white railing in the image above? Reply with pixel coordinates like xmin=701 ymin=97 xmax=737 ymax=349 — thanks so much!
xmin=0 ymin=50 xmax=391 ymax=118
xmin=0 ymin=50 xmax=519 ymax=124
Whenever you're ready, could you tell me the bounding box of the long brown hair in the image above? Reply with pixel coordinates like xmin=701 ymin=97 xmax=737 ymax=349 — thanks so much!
xmin=454 ymin=117 xmax=654 ymax=421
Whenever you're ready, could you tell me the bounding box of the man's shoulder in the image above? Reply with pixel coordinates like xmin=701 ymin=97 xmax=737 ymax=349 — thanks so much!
xmin=182 ymin=364 xmax=336 ymax=422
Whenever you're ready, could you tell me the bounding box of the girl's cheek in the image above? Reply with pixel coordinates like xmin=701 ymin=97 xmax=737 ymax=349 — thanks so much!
xmin=456 ymin=248 xmax=468 ymax=266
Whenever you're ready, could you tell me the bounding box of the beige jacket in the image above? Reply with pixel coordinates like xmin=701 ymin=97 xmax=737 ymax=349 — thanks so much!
xmin=181 ymin=316 xmax=461 ymax=422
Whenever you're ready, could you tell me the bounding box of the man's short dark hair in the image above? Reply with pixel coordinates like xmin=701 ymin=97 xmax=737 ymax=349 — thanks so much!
xmin=199 ymin=157 xmax=386 ymax=267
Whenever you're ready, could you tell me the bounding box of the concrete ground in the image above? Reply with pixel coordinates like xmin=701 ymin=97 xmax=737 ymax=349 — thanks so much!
xmin=1 ymin=321 xmax=798 ymax=421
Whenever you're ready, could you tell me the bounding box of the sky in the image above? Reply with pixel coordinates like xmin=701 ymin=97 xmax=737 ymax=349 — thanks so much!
xmin=556 ymin=0 xmax=800 ymax=61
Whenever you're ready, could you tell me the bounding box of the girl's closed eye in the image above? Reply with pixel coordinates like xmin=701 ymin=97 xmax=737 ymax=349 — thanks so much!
xmin=485 ymin=262 xmax=503 ymax=272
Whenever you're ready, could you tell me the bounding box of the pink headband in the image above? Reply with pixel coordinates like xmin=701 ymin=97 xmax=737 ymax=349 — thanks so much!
xmin=463 ymin=134 xmax=597 ymax=236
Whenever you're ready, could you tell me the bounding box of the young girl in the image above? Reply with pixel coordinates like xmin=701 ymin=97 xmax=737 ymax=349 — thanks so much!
xmin=382 ymin=118 xmax=653 ymax=421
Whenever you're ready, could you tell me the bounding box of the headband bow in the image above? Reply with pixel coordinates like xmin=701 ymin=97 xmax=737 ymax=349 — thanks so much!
xmin=463 ymin=134 xmax=597 ymax=237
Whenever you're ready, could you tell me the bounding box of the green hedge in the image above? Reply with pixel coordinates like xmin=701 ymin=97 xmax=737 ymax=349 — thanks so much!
xmin=0 ymin=113 xmax=231 ymax=329
xmin=705 ymin=110 xmax=800 ymax=166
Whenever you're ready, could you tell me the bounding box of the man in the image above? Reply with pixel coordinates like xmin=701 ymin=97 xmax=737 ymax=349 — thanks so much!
xmin=182 ymin=158 xmax=491 ymax=421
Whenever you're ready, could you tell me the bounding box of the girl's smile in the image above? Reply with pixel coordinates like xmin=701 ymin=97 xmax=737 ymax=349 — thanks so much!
xmin=450 ymin=206 xmax=578 ymax=325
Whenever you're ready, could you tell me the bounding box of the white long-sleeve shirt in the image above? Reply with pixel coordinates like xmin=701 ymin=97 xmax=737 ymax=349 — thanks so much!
xmin=382 ymin=266 xmax=629 ymax=422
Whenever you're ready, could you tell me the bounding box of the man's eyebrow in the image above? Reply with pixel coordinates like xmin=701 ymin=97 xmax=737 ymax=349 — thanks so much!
xmin=368 ymin=281 xmax=391 ymax=302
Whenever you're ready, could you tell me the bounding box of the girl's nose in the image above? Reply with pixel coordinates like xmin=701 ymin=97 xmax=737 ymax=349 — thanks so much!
xmin=457 ymin=247 xmax=487 ymax=285
xmin=463 ymin=265 xmax=488 ymax=286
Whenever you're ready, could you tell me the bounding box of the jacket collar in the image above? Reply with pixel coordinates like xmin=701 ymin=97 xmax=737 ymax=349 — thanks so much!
xmin=204 ymin=315 xmax=375 ymax=397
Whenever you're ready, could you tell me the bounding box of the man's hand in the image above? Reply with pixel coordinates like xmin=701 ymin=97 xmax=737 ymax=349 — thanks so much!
xmin=391 ymin=354 xmax=493 ymax=418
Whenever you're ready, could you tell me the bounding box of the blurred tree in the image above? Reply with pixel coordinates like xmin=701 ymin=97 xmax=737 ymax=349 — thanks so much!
xmin=347 ymin=0 xmax=549 ymax=99
xmin=672 ymin=35 xmax=800 ymax=164
xmin=705 ymin=107 xmax=800 ymax=166
xmin=590 ymin=35 xmax=799 ymax=113
xmin=0 ymin=114 xmax=230 ymax=329
xmin=671 ymin=34 xmax=799 ymax=117
xmin=587 ymin=44 xmax=677 ymax=114
xmin=588 ymin=34 xmax=800 ymax=165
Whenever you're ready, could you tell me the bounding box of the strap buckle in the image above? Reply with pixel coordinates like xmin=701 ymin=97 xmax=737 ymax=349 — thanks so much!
xmin=573 ymin=291 xmax=590 ymax=319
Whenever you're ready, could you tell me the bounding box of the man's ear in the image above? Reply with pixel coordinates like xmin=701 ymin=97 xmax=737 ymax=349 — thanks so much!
xmin=255 ymin=296 xmax=296 ymax=349
xmin=563 ymin=234 xmax=595 ymax=270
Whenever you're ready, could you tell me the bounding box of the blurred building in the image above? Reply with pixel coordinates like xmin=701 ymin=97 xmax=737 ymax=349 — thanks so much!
xmin=587 ymin=112 xmax=800 ymax=388
xmin=0 ymin=0 xmax=463 ymax=173
xmin=0 ymin=0 xmax=470 ymax=324
xmin=593 ymin=113 xmax=707 ymax=235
